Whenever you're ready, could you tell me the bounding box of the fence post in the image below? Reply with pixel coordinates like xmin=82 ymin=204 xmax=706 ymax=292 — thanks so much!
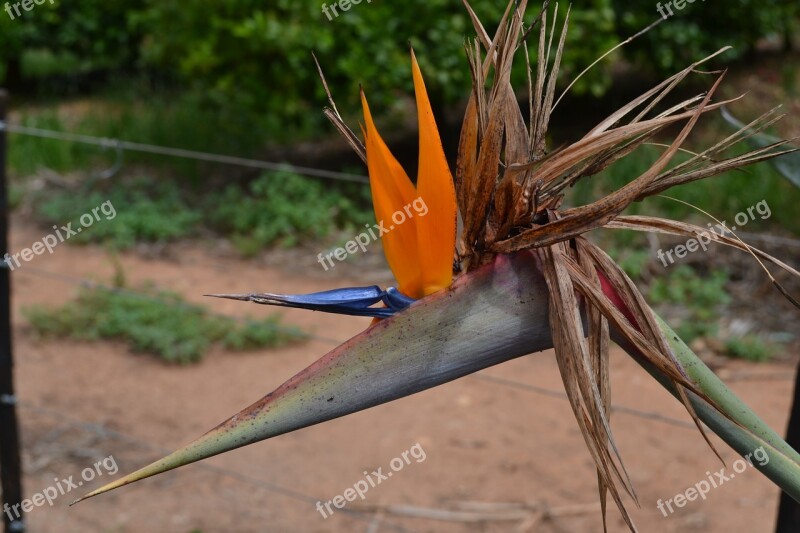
xmin=0 ymin=89 xmax=25 ymax=533
xmin=776 ymin=360 xmax=800 ymax=532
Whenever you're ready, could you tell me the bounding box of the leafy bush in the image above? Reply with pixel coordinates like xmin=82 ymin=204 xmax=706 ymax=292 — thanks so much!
xmin=724 ymin=335 xmax=775 ymax=362
xmin=648 ymin=265 xmax=731 ymax=342
xmin=30 ymin=171 xmax=373 ymax=253
xmin=0 ymin=0 xmax=145 ymax=90
xmin=35 ymin=180 xmax=200 ymax=248
xmin=25 ymin=286 xmax=303 ymax=364
xmin=209 ymin=171 xmax=373 ymax=254
xmin=613 ymin=1 xmax=799 ymax=75
xmin=2 ymin=1 xmax=616 ymax=135
xmin=3 ymin=2 xmax=796 ymax=143
xmin=132 ymin=1 xmax=617 ymax=137
xmin=615 ymin=248 xmax=652 ymax=280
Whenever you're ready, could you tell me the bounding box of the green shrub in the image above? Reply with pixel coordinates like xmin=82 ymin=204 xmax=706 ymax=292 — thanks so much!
xmin=613 ymin=1 xmax=799 ymax=75
xmin=208 ymin=171 xmax=373 ymax=254
xmin=614 ymin=248 xmax=652 ymax=280
xmin=724 ymin=335 xmax=775 ymax=362
xmin=0 ymin=0 xmax=145 ymax=90
xmin=132 ymin=1 xmax=617 ymax=137
xmin=25 ymin=286 xmax=304 ymax=364
xmin=34 ymin=180 xmax=200 ymax=248
xmin=30 ymin=171 xmax=373 ymax=254
xmin=2 ymin=1 xmax=797 ymax=138
xmin=648 ymin=265 xmax=731 ymax=343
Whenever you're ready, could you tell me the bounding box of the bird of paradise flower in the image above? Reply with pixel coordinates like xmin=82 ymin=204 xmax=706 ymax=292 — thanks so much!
xmin=74 ymin=2 xmax=800 ymax=529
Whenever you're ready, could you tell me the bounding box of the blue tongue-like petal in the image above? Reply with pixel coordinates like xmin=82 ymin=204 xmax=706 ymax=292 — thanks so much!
xmin=206 ymin=286 xmax=416 ymax=318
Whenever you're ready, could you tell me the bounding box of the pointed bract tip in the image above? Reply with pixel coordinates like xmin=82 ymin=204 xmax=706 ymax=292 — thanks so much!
xmin=69 ymin=482 xmax=114 ymax=506
xmin=204 ymin=293 xmax=253 ymax=301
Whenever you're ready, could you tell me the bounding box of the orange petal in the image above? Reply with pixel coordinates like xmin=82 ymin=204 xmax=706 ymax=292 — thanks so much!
xmin=411 ymin=50 xmax=458 ymax=296
xmin=361 ymin=90 xmax=423 ymax=298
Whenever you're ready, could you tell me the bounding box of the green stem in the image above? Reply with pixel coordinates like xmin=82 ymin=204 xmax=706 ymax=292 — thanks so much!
xmin=636 ymin=316 xmax=800 ymax=502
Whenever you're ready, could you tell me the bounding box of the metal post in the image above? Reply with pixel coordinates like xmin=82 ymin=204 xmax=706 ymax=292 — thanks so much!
xmin=0 ymin=89 xmax=25 ymax=533
xmin=776 ymin=359 xmax=800 ymax=532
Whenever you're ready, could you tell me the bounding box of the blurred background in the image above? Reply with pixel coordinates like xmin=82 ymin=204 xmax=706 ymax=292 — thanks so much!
xmin=0 ymin=1 xmax=799 ymax=531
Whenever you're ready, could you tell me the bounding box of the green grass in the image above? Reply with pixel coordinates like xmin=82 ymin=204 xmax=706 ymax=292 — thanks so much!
xmin=27 ymin=172 xmax=373 ymax=252
xmin=25 ymin=286 xmax=305 ymax=364
xmin=724 ymin=335 xmax=776 ymax=363
xmin=647 ymin=265 xmax=731 ymax=344
xmin=209 ymin=171 xmax=373 ymax=255
xmin=8 ymin=185 xmax=23 ymax=211
xmin=9 ymin=86 xmax=277 ymax=182
xmin=8 ymin=112 xmax=94 ymax=176
xmin=34 ymin=179 xmax=201 ymax=248
xmin=10 ymin=91 xmax=797 ymax=252
xmin=11 ymin=95 xmax=374 ymax=252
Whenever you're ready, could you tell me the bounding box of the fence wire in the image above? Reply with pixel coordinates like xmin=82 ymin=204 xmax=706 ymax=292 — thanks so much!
xmin=0 ymin=121 xmax=369 ymax=183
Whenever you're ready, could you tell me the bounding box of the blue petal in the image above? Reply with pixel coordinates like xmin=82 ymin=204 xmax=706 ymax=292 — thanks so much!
xmin=208 ymin=286 xmax=417 ymax=318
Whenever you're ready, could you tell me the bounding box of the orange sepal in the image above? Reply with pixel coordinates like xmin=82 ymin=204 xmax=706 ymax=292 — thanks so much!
xmin=361 ymin=90 xmax=423 ymax=298
xmin=411 ymin=50 xmax=458 ymax=296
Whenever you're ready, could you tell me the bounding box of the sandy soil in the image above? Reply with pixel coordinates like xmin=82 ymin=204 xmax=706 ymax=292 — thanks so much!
xmin=4 ymin=219 xmax=797 ymax=533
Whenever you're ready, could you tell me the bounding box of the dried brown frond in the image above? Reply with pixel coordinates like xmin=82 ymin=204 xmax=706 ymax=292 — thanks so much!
xmin=313 ymin=53 xmax=366 ymax=163
xmin=539 ymin=240 xmax=639 ymax=531
xmin=450 ymin=2 xmax=800 ymax=529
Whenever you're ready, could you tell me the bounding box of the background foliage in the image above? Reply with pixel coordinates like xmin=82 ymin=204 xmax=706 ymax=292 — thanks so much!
xmin=2 ymin=0 xmax=795 ymax=138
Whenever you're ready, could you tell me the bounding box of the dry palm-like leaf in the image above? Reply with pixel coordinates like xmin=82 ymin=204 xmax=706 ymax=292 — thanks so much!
xmin=313 ymin=53 xmax=367 ymax=163
xmin=451 ymin=1 xmax=800 ymax=528
xmin=574 ymin=237 xmax=611 ymax=529
xmin=539 ymin=240 xmax=638 ymax=531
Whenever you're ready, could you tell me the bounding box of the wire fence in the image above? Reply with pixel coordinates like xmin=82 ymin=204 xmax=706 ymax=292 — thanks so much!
xmin=0 ymin=121 xmax=369 ymax=184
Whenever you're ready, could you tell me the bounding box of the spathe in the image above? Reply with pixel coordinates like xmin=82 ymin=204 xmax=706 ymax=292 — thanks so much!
xmin=74 ymin=251 xmax=553 ymax=503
